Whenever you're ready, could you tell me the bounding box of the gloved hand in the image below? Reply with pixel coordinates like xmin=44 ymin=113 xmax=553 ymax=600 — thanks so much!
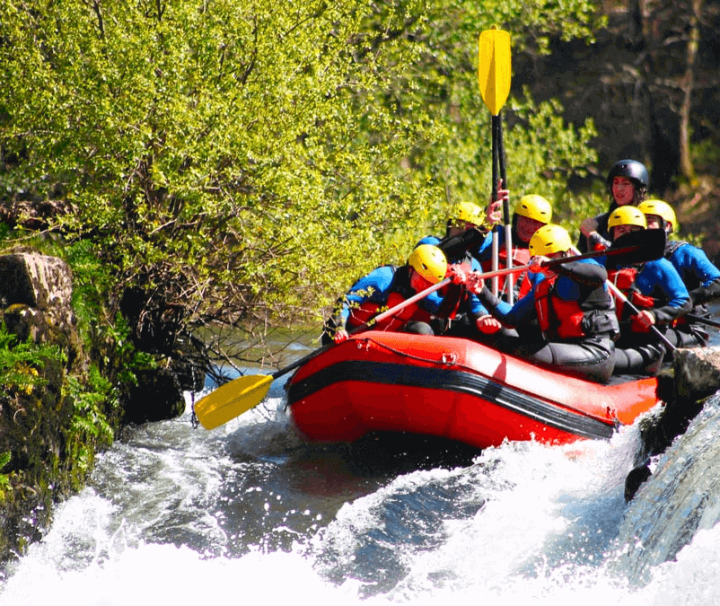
xmin=446 ymin=265 xmax=469 ymax=285
xmin=528 ymin=256 xmax=550 ymax=274
xmin=333 ymin=329 xmax=350 ymax=344
xmin=588 ymin=232 xmax=610 ymax=252
xmin=630 ymin=310 xmax=655 ymax=333
xmin=466 ymin=272 xmax=485 ymax=294
xmin=476 ymin=315 xmax=502 ymax=334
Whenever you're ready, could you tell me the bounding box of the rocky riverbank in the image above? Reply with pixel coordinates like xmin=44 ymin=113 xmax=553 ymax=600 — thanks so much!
xmin=0 ymin=249 xmax=189 ymax=562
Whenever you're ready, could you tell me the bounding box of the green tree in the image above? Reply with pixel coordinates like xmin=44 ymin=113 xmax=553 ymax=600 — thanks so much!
xmin=0 ymin=0 xmax=603 ymax=370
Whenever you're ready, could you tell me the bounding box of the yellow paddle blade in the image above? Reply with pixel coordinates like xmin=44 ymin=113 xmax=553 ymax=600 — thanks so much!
xmin=194 ymin=374 xmax=274 ymax=430
xmin=478 ymin=28 xmax=511 ymax=115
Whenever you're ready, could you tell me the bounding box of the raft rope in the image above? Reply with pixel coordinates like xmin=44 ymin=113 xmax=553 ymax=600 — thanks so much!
xmin=354 ymin=336 xmax=480 ymax=375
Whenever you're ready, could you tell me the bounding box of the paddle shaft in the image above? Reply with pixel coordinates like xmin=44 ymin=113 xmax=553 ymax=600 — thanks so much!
xmin=497 ymin=116 xmax=513 ymax=304
xmin=569 ymin=245 xmax=676 ymax=352
xmin=269 ymin=278 xmax=452 ymax=382
xmin=686 ymin=313 xmax=720 ymax=329
xmin=479 ymin=238 xmax=659 ymax=283
xmin=491 ymin=117 xmax=500 ymax=295
xmin=604 ymin=279 xmax=677 ymax=351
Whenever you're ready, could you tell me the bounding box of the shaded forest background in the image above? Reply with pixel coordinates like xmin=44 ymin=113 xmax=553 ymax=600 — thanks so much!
xmin=1 ymin=0 xmax=719 ymax=375
xmin=528 ymin=0 xmax=720 ymax=254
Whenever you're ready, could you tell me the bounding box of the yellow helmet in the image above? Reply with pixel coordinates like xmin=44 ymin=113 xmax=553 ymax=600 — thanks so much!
xmin=528 ymin=224 xmax=572 ymax=256
xmin=607 ymin=206 xmax=647 ymax=230
xmin=450 ymin=201 xmax=485 ymax=227
xmin=638 ymin=199 xmax=677 ymax=232
xmin=408 ymin=245 xmax=448 ymax=284
xmin=515 ymin=195 xmax=552 ymax=223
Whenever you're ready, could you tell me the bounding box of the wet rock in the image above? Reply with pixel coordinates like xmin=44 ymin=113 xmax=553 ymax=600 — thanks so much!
xmin=0 ymin=251 xmax=81 ymax=370
xmin=123 ymin=368 xmax=186 ymax=424
xmin=625 ymin=348 xmax=720 ymax=501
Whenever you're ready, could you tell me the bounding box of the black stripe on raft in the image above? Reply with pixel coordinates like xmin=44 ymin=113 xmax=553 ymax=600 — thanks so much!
xmin=286 ymin=360 xmax=615 ymax=441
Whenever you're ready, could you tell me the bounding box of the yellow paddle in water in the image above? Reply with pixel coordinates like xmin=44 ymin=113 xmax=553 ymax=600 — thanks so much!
xmin=193 ymin=276 xmax=454 ymax=430
xmin=478 ymin=28 xmax=512 ymax=299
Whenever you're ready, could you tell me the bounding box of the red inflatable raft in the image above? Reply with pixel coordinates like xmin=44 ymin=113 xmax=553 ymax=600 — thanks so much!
xmin=285 ymin=332 xmax=662 ymax=449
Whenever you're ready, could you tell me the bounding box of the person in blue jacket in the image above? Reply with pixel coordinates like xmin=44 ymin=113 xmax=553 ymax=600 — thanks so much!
xmin=639 ymin=199 xmax=720 ymax=348
xmin=578 ymin=159 xmax=649 ymax=253
xmin=322 ymin=244 xmax=449 ymax=345
xmin=602 ymin=206 xmax=692 ymax=375
xmin=471 ymin=224 xmax=619 ymax=383
xmin=417 ymin=202 xmax=505 ymax=341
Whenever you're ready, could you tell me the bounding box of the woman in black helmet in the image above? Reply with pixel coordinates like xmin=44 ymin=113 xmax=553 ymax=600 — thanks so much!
xmin=577 ymin=159 xmax=649 ymax=252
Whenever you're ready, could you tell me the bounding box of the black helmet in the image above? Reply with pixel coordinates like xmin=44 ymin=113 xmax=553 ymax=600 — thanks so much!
xmin=606 ymin=159 xmax=649 ymax=189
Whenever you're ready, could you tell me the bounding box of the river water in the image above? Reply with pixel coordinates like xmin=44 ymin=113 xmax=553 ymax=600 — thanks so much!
xmin=2 ymin=333 xmax=720 ymax=604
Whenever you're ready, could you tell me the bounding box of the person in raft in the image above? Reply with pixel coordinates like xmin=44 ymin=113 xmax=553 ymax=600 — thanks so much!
xmin=476 ymin=193 xmax=553 ymax=301
xmin=468 ymin=224 xmax=620 ymax=384
xmin=601 ymin=206 xmax=692 ymax=375
xmin=578 ymin=159 xmax=649 ymax=253
xmin=416 ymin=201 xmax=505 ymax=340
xmin=324 ymin=244 xmax=469 ymax=344
xmin=638 ymin=198 xmax=720 ymax=348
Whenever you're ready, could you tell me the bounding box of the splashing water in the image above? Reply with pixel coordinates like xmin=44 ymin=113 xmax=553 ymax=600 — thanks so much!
xmin=2 ymin=364 xmax=720 ymax=604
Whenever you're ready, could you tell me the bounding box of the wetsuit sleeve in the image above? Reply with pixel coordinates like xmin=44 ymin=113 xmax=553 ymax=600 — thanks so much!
xmin=466 ymin=256 xmax=490 ymax=317
xmin=416 ymin=235 xmax=441 ymax=247
xmin=477 ymin=286 xmax=534 ymax=327
xmin=635 ymin=259 xmax=691 ymax=325
xmin=672 ymin=245 xmax=720 ymax=305
xmin=471 ymin=231 xmax=494 ymax=261
xmin=690 ymin=278 xmax=720 ymax=306
xmin=553 ymin=259 xmax=607 ymax=289
xmin=577 ymin=211 xmax=611 ymax=253
xmin=341 ymin=266 xmax=395 ymax=325
xmin=475 ymin=229 xmax=505 ymax=263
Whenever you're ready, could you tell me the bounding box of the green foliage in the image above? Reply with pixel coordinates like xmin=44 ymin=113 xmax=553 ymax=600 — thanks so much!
xmin=0 ymin=0 xmax=607 ymax=357
xmin=0 ymin=325 xmax=55 ymax=393
xmin=0 ymin=451 xmax=10 ymax=501
xmin=62 ymin=366 xmax=114 ymax=478
xmin=692 ymin=138 xmax=720 ymax=170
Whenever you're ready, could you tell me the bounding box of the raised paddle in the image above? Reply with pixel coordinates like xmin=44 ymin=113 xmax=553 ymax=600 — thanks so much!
xmin=474 ymin=228 xmax=667 ymax=284
xmin=497 ymin=116 xmax=514 ymax=304
xmin=478 ymin=27 xmax=511 ymax=297
xmin=193 ymin=276 xmax=454 ymax=430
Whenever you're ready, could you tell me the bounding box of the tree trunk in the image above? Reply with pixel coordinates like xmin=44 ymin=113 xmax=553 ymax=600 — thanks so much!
xmin=679 ymin=0 xmax=701 ymax=182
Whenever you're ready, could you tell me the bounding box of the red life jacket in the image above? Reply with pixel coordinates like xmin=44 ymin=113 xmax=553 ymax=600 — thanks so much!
xmin=435 ymin=259 xmax=475 ymax=320
xmin=345 ymin=265 xmax=435 ymax=334
xmin=534 ymin=275 xmax=589 ymax=340
xmin=607 ymin=267 xmax=656 ymax=328
xmin=481 ymin=247 xmax=531 ymax=297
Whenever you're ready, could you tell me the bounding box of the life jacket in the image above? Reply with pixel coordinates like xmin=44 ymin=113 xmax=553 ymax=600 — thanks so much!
xmin=607 ymin=266 xmax=656 ymax=326
xmin=345 ymin=266 xmax=434 ymax=332
xmin=436 ymin=257 xmax=475 ymax=320
xmin=534 ymin=273 xmax=617 ymax=341
xmin=481 ymin=247 xmax=531 ymax=299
